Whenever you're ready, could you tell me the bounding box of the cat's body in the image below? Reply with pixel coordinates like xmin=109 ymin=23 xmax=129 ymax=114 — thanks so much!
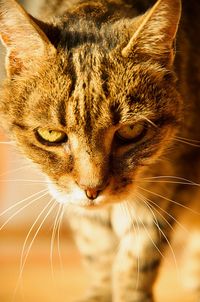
xmin=0 ymin=0 xmax=200 ymax=301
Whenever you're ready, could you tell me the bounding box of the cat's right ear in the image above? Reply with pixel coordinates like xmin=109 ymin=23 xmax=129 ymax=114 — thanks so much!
xmin=0 ymin=0 xmax=56 ymax=77
xmin=122 ymin=0 xmax=181 ymax=67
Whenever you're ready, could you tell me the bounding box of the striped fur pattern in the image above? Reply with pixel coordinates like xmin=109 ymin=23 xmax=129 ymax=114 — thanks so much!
xmin=0 ymin=0 xmax=200 ymax=301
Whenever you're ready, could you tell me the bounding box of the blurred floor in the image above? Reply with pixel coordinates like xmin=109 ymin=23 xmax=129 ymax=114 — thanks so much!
xmin=0 ymin=234 xmax=85 ymax=302
xmin=0 ymin=233 xmax=197 ymax=302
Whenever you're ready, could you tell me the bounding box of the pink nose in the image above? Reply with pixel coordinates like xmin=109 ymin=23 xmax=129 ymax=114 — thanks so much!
xmin=77 ymin=181 xmax=108 ymax=200
xmin=85 ymin=188 xmax=99 ymax=200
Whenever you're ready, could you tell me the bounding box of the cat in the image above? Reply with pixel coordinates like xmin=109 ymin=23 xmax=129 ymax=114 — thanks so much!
xmin=0 ymin=0 xmax=200 ymax=301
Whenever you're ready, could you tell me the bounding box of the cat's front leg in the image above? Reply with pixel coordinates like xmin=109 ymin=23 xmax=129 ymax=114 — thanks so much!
xmin=112 ymin=223 xmax=165 ymax=302
xmin=69 ymin=209 xmax=117 ymax=302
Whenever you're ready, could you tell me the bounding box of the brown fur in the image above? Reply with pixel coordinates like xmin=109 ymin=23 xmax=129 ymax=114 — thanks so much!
xmin=0 ymin=0 xmax=200 ymax=301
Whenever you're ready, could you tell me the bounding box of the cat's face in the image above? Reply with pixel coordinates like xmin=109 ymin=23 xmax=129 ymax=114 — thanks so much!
xmin=0 ymin=0 xmax=182 ymax=208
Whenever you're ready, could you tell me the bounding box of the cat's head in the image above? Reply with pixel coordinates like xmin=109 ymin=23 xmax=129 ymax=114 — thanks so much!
xmin=0 ymin=0 xmax=182 ymax=208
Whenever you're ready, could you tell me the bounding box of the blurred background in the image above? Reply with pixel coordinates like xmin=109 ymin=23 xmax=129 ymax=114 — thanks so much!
xmin=0 ymin=1 xmax=198 ymax=302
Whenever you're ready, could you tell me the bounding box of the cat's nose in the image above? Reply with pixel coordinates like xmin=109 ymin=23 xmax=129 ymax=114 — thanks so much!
xmin=85 ymin=188 xmax=99 ymax=200
xmin=77 ymin=182 xmax=108 ymax=200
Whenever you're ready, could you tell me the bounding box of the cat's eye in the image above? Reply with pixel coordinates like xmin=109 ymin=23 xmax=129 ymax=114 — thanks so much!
xmin=116 ymin=122 xmax=146 ymax=143
xmin=36 ymin=128 xmax=68 ymax=145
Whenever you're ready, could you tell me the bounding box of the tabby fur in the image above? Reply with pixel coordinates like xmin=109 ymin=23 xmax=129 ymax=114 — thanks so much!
xmin=0 ymin=0 xmax=200 ymax=301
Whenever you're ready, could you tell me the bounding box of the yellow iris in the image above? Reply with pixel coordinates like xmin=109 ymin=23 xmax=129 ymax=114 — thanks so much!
xmin=37 ymin=129 xmax=67 ymax=144
xmin=117 ymin=122 xmax=145 ymax=141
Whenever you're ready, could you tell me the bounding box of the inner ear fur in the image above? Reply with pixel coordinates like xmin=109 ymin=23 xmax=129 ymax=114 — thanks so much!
xmin=0 ymin=0 xmax=56 ymax=77
xmin=122 ymin=0 xmax=181 ymax=66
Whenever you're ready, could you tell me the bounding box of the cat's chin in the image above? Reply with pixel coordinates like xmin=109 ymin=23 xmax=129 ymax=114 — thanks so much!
xmin=48 ymin=181 xmax=135 ymax=209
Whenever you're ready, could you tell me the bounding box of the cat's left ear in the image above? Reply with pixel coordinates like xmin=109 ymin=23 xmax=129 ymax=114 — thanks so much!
xmin=122 ymin=0 xmax=181 ymax=66
xmin=0 ymin=0 xmax=56 ymax=77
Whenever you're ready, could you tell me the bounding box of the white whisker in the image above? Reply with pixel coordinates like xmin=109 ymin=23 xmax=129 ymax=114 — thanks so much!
xmin=17 ymin=200 xmax=57 ymax=288
xmin=0 ymin=191 xmax=49 ymax=231
xmin=127 ymin=201 xmax=165 ymax=260
xmin=57 ymin=206 xmax=64 ymax=273
xmin=0 ymin=164 xmax=33 ymax=178
xmin=141 ymin=180 xmax=198 ymax=186
xmin=136 ymin=188 xmax=190 ymax=282
xmin=137 ymin=192 xmax=188 ymax=234
xmin=136 ymin=192 xmax=182 ymax=275
xmin=0 ymin=141 xmax=14 ymax=145
xmin=50 ymin=203 xmax=62 ymax=278
xmin=138 ymin=186 xmax=200 ymax=215
xmin=0 ymin=189 xmax=48 ymax=217
xmin=175 ymin=135 xmax=200 ymax=143
xmin=137 ymin=179 xmax=200 ymax=186
xmin=0 ymin=179 xmax=51 ymax=185
xmin=140 ymin=115 xmax=157 ymax=128
xmin=174 ymin=136 xmax=200 ymax=147
xmin=20 ymin=198 xmax=55 ymax=274
xmin=135 ymin=193 xmax=163 ymax=238
xmin=138 ymin=175 xmax=198 ymax=184
xmin=123 ymin=202 xmax=141 ymax=291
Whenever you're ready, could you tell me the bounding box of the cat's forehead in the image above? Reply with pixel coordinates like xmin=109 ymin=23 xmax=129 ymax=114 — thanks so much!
xmin=27 ymin=44 xmax=169 ymax=134
xmin=59 ymin=50 xmax=147 ymax=128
